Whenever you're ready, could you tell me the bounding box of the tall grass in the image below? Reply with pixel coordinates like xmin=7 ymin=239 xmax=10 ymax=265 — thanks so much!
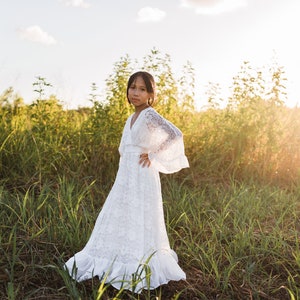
xmin=0 ymin=54 xmax=300 ymax=298
xmin=0 ymin=177 xmax=299 ymax=299
xmin=1 ymin=95 xmax=299 ymax=192
xmin=162 ymin=177 xmax=300 ymax=299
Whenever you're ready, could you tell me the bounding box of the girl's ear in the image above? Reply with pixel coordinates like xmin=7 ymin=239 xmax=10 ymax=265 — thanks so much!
xmin=148 ymin=95 xmax=155 ymax=106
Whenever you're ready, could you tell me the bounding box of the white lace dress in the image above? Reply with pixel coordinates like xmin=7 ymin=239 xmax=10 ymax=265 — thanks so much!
xmin=64 ymin=107 xmax=189 ymax=292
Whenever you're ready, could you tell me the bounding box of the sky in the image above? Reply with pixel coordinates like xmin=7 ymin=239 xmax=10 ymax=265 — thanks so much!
xmin=1 ymin=0 xmax=300 ymax=109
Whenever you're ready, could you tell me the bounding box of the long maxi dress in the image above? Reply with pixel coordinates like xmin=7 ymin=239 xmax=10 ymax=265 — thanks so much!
xmin=64 ymin=107 xmax=189 ymax=292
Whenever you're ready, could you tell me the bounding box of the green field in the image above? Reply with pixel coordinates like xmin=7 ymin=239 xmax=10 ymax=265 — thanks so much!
xmin=1 ymin=51 xmax=299 ymax=299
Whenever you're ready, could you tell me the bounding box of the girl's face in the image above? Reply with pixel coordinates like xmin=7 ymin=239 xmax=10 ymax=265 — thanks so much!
xmin=128 ymin=76 xmax=152 ymax=109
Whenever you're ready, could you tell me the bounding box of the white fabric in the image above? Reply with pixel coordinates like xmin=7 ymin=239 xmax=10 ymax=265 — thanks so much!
xmin=64 ymin=107 xmax=189 ymax=292
xmin=119 ymin=107 xmax=189 ymax=174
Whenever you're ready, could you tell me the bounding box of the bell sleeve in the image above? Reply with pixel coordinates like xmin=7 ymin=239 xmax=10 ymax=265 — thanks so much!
xmin=145 ymin=109 xmax=189 ymax=174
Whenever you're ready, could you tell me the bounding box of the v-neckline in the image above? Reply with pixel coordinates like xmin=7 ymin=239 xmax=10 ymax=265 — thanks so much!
xmin=130 ymin=107 xmax=150 ymax=130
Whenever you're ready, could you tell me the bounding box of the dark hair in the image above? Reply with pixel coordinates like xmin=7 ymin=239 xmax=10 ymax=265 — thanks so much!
xmin=126 ymin=71 xmax=156 ymax=106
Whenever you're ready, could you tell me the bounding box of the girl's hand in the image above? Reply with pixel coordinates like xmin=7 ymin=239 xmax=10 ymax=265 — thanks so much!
xmin=139 ymin=153 xmax=151 ymax=168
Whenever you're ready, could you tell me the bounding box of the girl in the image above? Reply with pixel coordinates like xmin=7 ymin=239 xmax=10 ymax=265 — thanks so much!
xmin=64 ymin=71 xmax=189 ymax=292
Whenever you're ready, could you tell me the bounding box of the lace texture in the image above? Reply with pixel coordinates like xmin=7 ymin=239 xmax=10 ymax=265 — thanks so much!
xmin=119 ymin=107 xmax=189 ymax=174
xmin=64 ymin=107 xmax=188 ymax=292
xmin=145 ymin=109 xmax=181 ymax=153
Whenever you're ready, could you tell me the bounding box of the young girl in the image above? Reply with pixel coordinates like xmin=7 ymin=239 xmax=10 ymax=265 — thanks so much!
xmin=64 ymin=71 xmax=189 ymax=292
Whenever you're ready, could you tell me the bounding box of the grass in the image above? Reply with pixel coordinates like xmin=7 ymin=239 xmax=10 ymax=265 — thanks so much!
xmin=0 ymin=177 xmax=299 ymax=299
xmin=1 ymin=61 xmax=300 ymax=298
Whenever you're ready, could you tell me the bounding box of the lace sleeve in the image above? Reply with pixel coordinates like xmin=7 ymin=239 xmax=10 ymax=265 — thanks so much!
xmin=144 ymin=109 xmax=189 ymax=174
xmin=145 ymin=110 xmax=182 ymax=154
